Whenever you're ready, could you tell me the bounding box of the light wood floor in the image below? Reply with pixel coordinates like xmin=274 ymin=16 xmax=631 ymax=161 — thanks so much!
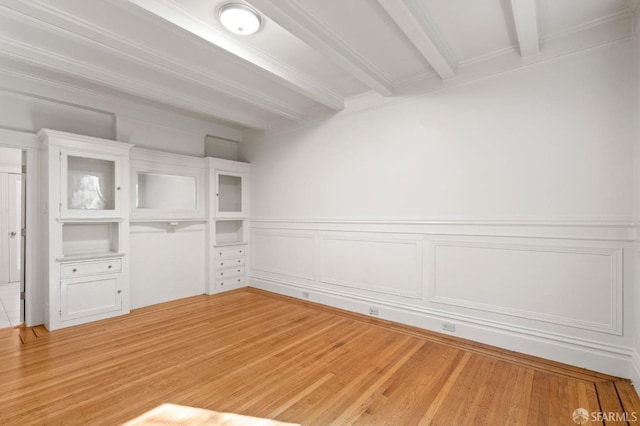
xmin=1 ymin=288 xmax=638 ymax=425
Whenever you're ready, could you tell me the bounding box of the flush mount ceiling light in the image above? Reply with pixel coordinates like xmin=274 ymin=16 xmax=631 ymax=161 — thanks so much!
xmin=218 ymin=3 xmax=262 ymax=35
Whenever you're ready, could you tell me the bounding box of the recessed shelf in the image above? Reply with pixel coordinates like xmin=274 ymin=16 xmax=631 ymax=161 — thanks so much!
xmin=215 ymin=220 xmax=245 ymax=245
xmin=62 ymin=222 xmax=120 ymax=258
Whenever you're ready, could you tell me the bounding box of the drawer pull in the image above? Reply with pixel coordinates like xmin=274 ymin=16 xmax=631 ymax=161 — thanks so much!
xmin=237 ymin=269 xmax=241 ymax=273
xmin=239 ymin=250 xmax=243 ymax=254
xmin=108 ymin=265 xmax=113 ymax=269
xmin=237 ymin=260 xmax=241 ymax=263
xmin=237 ymin=279 xmax=241 ymax=282
xmin=220 ymin=262 xmax=224 ymax=266
xmin=72 ymin=268 xmax=77 ymax=273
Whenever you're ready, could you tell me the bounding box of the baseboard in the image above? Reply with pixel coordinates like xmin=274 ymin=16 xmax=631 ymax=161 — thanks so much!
xmin=631 ymin=350 xmax=640 ymax=389
xmin=249 ymin=275 xmax=634 ymax=379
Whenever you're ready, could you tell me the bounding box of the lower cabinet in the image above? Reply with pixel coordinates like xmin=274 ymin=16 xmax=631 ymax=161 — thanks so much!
xmin=59 ymin=259 xmax=124 ymax=323
xmin=213 ymin=245 xmax=247 ymax=290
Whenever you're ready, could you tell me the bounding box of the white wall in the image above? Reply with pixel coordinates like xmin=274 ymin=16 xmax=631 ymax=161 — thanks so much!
xmin=130 ymin=223 xmax=206 ymax=309
xmin=242 ymin=41 xmax=637 ymax=378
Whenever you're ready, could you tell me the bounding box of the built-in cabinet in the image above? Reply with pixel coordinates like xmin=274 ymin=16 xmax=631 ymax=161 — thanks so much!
xmin=38 ymin=130 xmax=250 ymax=329
xmin=207 ymin=158 xmax=250 ymax=294
xmin=39 ymin=129 xmax=133 ymax=330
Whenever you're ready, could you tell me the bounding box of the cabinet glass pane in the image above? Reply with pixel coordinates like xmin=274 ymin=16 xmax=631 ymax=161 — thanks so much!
xmin=136 ymin=173 xmax=196 ymax=210
xmin=218 ymin=174 xmax=242 ymax=213
xmin=67 ymin=156 xmax=115 ymax=210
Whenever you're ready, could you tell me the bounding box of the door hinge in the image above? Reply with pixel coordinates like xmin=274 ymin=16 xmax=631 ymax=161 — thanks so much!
xmin=20 ymin=292 xmax=25 ymax=300
xmin=21 ymin=228 xmax=25 ymax=237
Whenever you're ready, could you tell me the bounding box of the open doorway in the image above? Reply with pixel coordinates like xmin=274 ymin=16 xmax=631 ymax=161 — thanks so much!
xmin=0 ymin=146 xmax=24 ymax=328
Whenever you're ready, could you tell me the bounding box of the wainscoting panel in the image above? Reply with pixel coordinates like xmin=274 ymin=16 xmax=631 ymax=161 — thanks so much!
xmin=319 ymin=235 xmax=423 ymax=298
xmin=429 ymin=240 xmax=622 ymax=335
xmin=250 ymin=231 xmax=315 ymax=280
xmin=247 ymin=219 xmax=634 ymax=379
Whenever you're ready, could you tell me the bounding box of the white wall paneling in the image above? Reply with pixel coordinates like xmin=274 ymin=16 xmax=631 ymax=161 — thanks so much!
xmin=248 ymin=219 xmax=634 ymax=378
xmin=130 ymin=222 xmax=206 ymax=309
xmin=318 ymin=234 xmax=423 ymax=298
xmin=428 ymin=239 xmax=622 ymax=335
xmin=250 ymin=230 xmax=315 ymax=280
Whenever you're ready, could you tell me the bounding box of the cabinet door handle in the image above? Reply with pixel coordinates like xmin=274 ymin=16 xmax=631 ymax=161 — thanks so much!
xmin=117 ymin=186 xmax=121 ymax=190
xmin=108 ymin=265 xmax=113 ymax=269
xmin=117 ymin=290 xmax=122 ymax=294
xmin=220 ymin=272 xmax=224 ymax=276
xmin=237 ymin=269 xmax=241 ymax=273
xmin=9 ymin=232 xmax=16 ymax=237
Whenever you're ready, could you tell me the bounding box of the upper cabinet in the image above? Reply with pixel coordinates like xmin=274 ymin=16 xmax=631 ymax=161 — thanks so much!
xmin=61 ymin=150 xmax=124 ymax=219
xmin=210 ymin=159 xmax=249 ymax=218
xmin=41 ymin=130 xmax=133 ymax=220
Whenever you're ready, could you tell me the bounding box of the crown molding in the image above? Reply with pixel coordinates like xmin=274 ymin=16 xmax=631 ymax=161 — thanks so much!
xmin=0 ymin=64 xmax=242 ymax=141
xmin=0 ymin=31 xmax=270 ymax=130
xmin=121 ymin=0 xmax=345 ymax=111
xmin=4 ymin=0 xmax=305 ymax=122
xmin=248 ymin=0 xmax=394 ymax=95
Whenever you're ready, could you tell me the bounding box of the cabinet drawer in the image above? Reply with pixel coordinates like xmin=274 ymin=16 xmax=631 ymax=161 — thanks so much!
xmin=216 ymin=257 xmax=245 ymax=269
xmin=61 ymin=259 xmax=122 ymax=278
xmin=216 ymin=276 xmax=245 ymax=288
xmin=216 ymin=266 xmax=245 ymax=280
xmin=214 ymin=246 xmax=246 ymax=260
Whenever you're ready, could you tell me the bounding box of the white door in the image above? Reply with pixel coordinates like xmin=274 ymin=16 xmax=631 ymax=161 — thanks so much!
xmin=8 ymin=173 xmax=20 ymax=283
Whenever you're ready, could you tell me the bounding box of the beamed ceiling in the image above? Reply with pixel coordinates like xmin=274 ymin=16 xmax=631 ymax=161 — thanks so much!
xmin=0 ymin=0 xmax=636 ymax=131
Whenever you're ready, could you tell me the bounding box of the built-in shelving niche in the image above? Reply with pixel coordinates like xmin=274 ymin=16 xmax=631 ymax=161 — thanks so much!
xmin=61 ymin=222 xmax=120 ymax=260
xmin=215 ymin=220 xmax=244 ymax=246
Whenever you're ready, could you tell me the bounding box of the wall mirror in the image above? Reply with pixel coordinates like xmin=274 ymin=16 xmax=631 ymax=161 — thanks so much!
xmin=135 ymin=172 xmax=197 ymax=211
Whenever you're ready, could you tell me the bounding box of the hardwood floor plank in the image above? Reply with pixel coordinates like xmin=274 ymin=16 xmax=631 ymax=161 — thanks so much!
xmin=0 ymin=289 xmax=635 ymax=425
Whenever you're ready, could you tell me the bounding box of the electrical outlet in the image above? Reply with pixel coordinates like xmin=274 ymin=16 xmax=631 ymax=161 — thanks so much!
xmin=302 ymin=291 xmax=309 ymax=298
xmin=442 ymin=322 xmax=456 ymax=332
xmin=369 ymin=307 xmax=379 ymax=316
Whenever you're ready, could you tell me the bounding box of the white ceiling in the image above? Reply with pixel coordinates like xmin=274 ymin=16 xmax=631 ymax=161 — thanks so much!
xmin=0 ymin=0 xmax=635 ymax=131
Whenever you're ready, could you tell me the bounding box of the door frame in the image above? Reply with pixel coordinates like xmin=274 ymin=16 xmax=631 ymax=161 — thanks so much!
xmin=0 ymin=129 xmax=41 ymax=327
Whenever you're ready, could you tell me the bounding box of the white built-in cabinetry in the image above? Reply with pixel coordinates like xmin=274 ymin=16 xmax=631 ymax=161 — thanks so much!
xmin=39 ymin=129 xmax=133 ymax=330
xmin=207 ymin=158 xmax=250 ymax=293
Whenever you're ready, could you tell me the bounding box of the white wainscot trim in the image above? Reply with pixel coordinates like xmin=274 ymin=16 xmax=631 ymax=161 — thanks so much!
xmin=318 ymin=234 xmax=423 ymax=299
xmin=250 ymin=230 xmax=315 ymax=280
xmin=428 ymin=240 xmax=622 ymax=335
xmin=249 ymin=275 xmax=634 ymax=379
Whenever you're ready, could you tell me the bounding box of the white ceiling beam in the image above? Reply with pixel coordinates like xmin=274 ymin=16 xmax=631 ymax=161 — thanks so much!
xmin=123 ymin=0 xmax=344 ymax=111
xmin=509 ymin=0 xmax=540 ymax=57
xmin=1 ymin=0 xmax=305 ymax=122
xmin=376 ymin=0 xmax=455 ymax=80
xmin=0 ymin=35 xmax=271 ymax=129
xmin=247 ymin=0 xmax=393 ymax=96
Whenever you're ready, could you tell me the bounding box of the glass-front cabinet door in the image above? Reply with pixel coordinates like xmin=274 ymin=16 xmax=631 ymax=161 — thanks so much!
xmin=215 ymin=170 xmax=247 ymax=218
xmin=60 ymin=151 xmax=122 ymax=218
